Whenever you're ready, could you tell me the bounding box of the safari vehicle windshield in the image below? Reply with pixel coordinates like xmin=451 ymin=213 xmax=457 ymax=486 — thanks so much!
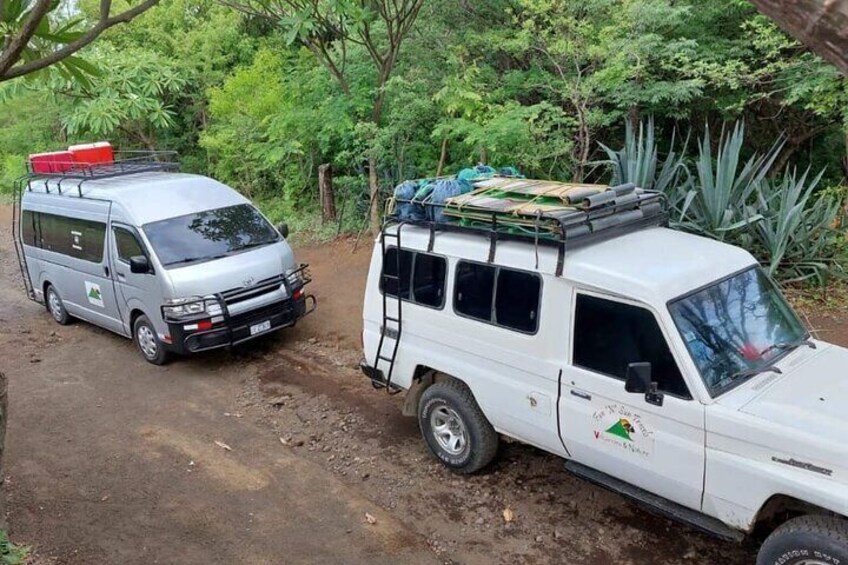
xmin=668 ymin=266 xmax=809 ymax=396
xmin=144 ymin=204 xmax=280 ymax=267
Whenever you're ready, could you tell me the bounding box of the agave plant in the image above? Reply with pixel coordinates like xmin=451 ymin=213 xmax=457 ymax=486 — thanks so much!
xmin=676 ymin=122 xmax=783 ymax=241
xmin=748 ymin=168 xmax=842 ymax=283
xmin=598 ymin=118 xmax=691 ymax=205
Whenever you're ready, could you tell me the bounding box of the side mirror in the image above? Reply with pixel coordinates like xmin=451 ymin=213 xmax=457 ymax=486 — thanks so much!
xmin=276 ymin=221 xmax=289 ymax=239
xmin=625 ymin=362 xmax=652 ymax=394
xmin=129 ymin=255 xmax=151 ymax=274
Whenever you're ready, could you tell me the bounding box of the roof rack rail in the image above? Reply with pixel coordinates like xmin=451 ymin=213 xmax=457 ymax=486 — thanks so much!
xmin=26 ymin=150 xmax=179 ymax=181
xmin=22 ymin=150 xmax=180 ymax=197
xmin=383 ymin=176 xmax=668 ymax=277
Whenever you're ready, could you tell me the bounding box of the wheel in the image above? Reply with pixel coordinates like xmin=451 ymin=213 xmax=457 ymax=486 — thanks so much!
xmin=45 ymin=285 xmax=71 ymax=325
xmin=757 ymin=515 xmax=848 ymax=565
xmin=133 ymin=314 xmax=170 ymax=365
xmin=418 ymin=380 xmax=498 ymax=474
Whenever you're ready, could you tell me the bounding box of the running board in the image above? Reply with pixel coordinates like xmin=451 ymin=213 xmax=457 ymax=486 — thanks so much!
xmin=564 ymin=461 xmax=744 ymax=543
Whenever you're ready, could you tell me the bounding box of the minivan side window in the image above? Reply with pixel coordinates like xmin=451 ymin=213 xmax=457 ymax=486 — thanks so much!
xmin=454 ymin=261 xmax=541 ymax=334
xmin=20 ymin=210 xmax=38 ymax=246
xmin=23 ymin=211 xmax=106 ymax=263
xmin=382 ymin=248 xmax=446 ymax=308
xmin=573 ymin=294 xmax=691 ymax=399
xmin=113 ymin=227 xmax=146 ymax=263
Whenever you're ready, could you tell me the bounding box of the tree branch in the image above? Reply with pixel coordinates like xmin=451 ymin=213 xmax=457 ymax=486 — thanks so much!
xmin=0 ymin=0 xmax=161 ymax=82
xmin=0 ymin=0 xmax=55 ymax=76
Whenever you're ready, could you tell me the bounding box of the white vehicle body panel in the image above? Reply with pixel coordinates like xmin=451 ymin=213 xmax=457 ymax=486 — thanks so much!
xmin=363 ymin=224 xmax=848 ymax=534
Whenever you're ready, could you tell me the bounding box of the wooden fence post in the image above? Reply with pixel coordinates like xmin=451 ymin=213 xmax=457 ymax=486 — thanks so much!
xmin=318 ymin=163 xmax=337 ymax=224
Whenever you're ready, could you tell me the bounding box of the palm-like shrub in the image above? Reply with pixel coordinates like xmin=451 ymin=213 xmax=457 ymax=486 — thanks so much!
xmin=748 ymin=169 xmax=842 ymax=283
xmin=603 ymin=119 xmax=844 ymax=283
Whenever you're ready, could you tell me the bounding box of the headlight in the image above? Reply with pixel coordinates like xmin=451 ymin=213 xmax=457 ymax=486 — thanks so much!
xmin=162 ymin=297 xmax=218 ymax=319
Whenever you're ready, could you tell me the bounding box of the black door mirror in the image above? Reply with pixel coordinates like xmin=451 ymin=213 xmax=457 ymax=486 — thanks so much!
xmin=276 ymin=221 xmax=289 ymax=239
xmin=625 ymin=362 xmax=664 ymax=406
xmin=625 ymin=362 xmax=652 ymax=394
xmin=129 ymin=255 xmax=150 ymax=274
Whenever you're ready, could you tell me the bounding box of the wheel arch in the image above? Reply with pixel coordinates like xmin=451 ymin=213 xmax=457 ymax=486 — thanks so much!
xmin=401 ymin=365 xmax=468 ymax=417
xmin=753 ymin=494 xmax=841 ymax=537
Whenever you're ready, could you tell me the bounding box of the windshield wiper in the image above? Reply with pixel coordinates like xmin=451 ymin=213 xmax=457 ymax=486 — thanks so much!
xmin=759 ymin=338 xmax=817 ymax=358
xmin=730 ymin=365 xmax=783 ymax=381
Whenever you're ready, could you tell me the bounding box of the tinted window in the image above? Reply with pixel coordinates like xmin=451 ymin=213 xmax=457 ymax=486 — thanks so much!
xmin=143 ymin=204 xmax=280 ymax=268
xmin=114 ymin=227 xmax=146 ymax=262
xmin=382 ymin=247 xmax=413 ymax=299
xmin=28 ymin=212 xmax=106 ymax=263
xmin=412 ymin=253 xmax=446 ymax=307
xmin=574 ymin=294 xmax=690 ymax=399
xmin=455 ymin=262 xmax=495 ymax=321
xmin=495 ymin=269 xmax=541 ymax=332
xmin=20 ymin=210 xmax=38 ymax=246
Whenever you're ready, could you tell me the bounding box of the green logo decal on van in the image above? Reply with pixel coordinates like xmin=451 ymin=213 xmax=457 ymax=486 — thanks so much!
xmin=84 ymin=281 xmax=105 ymax=308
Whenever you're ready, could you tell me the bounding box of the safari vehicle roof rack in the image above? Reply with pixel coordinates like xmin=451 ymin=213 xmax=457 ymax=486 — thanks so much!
xmin=368 ymin=176 xmax=668 ymax=394
xmin=383 ymin=176 xmax=668 ymax=278
xmin=21 ymin=150 xmax=180 ymax=197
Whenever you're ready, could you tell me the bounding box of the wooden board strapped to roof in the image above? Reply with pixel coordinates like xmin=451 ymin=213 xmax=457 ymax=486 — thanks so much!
xmin=441 ymin=177 xmax=624 ymax=231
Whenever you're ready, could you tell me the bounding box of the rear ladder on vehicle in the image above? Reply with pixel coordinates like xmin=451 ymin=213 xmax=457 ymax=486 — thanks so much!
xmin=371 ymin=222 xmax=404 ymax=394
xmin=11 ymin=177 xmax=35 ymax=300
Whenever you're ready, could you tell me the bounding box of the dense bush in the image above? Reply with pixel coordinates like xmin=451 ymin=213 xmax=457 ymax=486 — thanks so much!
xmin=603 ymin=119 xmax=845 ymax=283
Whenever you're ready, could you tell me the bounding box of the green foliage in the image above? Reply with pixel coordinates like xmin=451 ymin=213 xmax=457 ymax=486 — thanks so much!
xmin=677 ymin=122 xmax=781 ymax=240
xmin=0 ymin=530 xmax=30 ymax=565
xmin=748 ymin=170 xmax=843 ymax=283
xmin=0 ymin=0 xmax=846 ymax=259
xmin=605 ymin=119 xmax=845 ymax=283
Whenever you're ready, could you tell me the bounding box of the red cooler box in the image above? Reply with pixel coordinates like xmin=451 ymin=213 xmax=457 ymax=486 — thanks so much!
xmin=68 ymin=142 xmax=114 ymax=165
xmin=28 ymin=151 xmax=74 ymax=174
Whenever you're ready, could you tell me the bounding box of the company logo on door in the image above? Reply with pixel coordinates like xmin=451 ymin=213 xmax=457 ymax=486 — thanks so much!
xmin=592 ymin=404 xmax=654 ymax=457
xmin=85 ymin=281 xmax=104 ymax=308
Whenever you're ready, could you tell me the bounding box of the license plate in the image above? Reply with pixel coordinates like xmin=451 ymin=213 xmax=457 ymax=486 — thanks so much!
xmin=250 ymin=320 xmax=272 ymax=336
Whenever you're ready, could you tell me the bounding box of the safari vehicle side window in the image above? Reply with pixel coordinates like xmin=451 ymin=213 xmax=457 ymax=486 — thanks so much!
xmin=573 ymin=294 xmax=691 ymax=399
xmin=113 ymin=226 xmax=146 ymax=263
xmin=382 ymin=248 xmax=446 ymax=308
xmin=23 ymin=210 xmax=106 ymax=263
xmin=454 ymin=261 xmax=541 ymax=334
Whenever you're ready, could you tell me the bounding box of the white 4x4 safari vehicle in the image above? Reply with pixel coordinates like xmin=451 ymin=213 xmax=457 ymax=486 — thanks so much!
xmin=361 ymin=176 xmax=848 ymax=565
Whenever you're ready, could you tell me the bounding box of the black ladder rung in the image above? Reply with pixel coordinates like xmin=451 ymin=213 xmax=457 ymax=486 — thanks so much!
xmin=385 ymin=316 xmax=400 ymax=323
xmin=377 ymin=355 xmax=394 ymax=362
xmin=381 ymin=274 xmax=401 ymax=281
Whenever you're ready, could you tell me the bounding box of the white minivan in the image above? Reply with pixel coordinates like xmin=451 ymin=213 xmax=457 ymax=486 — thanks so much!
xmin=362 ymin=176 xmax=848 ymax=565
xmin=12 ymin=146 xmax=315 ymax=364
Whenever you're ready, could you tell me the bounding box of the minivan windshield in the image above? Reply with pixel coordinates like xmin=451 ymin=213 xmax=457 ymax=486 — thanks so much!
xmin=668 ymin=266 xmax=808 ymax=396
xmin=144 ymin=204 xmax=280 ymax=267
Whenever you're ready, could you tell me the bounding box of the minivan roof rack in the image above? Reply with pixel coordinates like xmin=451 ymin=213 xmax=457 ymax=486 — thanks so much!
xmin=383 ymin=176 xmax=668 ymax=277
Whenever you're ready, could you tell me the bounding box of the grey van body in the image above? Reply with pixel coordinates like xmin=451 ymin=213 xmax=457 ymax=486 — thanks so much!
xmin=17 ymin=171 xmax=314 ymax=360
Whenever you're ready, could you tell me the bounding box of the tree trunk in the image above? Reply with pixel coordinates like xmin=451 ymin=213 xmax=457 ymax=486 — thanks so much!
xmin=748 ymin=0 xmax=848 ymax=76
xmin=436 ymin=138 xmax=449 ymax=177
xmin=318 ymin=163 xmax=336 ymax=224
xmin=368 ymin=155 xmax=381 ymax=234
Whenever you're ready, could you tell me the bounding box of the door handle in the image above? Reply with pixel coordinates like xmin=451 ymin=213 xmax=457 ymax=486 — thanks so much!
xmin=570 ymin=390 xmax=592 ymax=401
xmin=104 ymin=266 xmax=110 ymax=277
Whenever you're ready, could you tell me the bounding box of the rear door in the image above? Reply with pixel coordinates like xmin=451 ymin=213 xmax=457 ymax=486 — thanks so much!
xmin=558 ymin=290 xmax=706 ymax=510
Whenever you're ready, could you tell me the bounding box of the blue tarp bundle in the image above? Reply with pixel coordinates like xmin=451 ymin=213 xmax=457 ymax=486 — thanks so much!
xmin=392 ymin=165 xmax=523 ymax=222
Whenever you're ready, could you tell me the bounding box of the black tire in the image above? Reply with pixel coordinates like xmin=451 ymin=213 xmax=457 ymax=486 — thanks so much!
xmin=757 ymin=515 xmax=848 ymax=565
xmin=133 ymin=314 xmax=170 ymax=365
xmin=45 ymin=284 xmax=71 ymax=325
xmin=418 ymin=380 xmax=498 ymax=474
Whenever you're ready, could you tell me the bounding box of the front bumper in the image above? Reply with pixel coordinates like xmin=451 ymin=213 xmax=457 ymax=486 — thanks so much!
xmin=166 ymin=293 xmax=316 ymax=355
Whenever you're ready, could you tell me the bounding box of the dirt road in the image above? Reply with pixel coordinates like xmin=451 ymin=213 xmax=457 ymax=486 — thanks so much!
xmin=3 ymin=203 xmax=827 ymax=564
